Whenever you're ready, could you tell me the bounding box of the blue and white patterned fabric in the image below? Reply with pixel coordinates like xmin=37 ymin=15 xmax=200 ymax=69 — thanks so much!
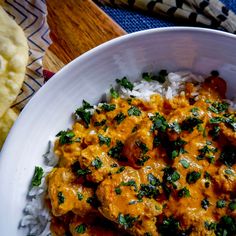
xmin=3 ymin=0 xmax=51 ymax=110
xmin=99 ymin=0 xmax=236 ymax=33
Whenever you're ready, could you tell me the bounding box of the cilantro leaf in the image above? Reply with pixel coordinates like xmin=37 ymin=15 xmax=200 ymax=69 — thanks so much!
xmin=128 ymin=106 xmax=141 ymax=116
xmin=116 ymin=77 xmax=134 ymax=91
xmin=56 ymin=130 xmax=75 ymax=145
xmin=31 ymin=166 xmax=44 ymax=187
xmin=98 ymin=134 xmax=111 ymax=147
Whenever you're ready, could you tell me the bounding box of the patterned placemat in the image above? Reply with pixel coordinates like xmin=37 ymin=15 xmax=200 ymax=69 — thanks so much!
xmin=98 ymin=0 xmax=236 ymax=33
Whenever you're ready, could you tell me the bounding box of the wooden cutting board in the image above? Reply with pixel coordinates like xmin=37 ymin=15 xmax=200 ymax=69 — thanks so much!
xmin=43 ymin=0 xmax=126 ymax=73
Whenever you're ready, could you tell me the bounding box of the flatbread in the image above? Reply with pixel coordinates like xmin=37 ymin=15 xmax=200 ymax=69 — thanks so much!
xmin=0 ymin=108 xmax=18 ymax=148
xmin=0 ymin=6 xmax=28 ymax=118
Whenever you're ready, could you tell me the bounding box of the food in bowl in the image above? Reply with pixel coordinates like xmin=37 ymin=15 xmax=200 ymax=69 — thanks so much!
xmin=20 ymin=71 xmax=236 ymax=236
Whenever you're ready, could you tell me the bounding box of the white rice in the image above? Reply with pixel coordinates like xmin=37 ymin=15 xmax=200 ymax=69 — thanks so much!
xmin=19 ymin=71 xmax=235 ymax=235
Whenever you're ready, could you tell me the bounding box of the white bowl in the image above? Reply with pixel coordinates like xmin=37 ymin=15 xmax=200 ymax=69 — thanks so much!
xmin=0 ymin=27 xmax=236 ymax=235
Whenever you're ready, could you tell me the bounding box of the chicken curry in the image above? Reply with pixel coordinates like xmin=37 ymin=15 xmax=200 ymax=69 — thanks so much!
xmin=46 ymin=72 xmax=236 ymax=236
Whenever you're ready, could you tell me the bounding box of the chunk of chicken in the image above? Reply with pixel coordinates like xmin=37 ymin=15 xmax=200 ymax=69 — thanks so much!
xmin=122 ymin=121 xmax=153 ymax=168
xmin=69 ymin=215 xmax=125 ymax=236
xmin=96 ymin=167 xmax=162 ymax=236
xmin=220 ymin=122 xmax=236 ymax=146
xmin=47 ymin=167 xmax=95 ymax=216
xmin=79 ymin=144 xmax=118 ymax=183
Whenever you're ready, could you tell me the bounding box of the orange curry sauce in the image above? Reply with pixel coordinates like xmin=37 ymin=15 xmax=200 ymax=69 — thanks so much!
xmin=47 ymin=75 xmax=236 ymax=236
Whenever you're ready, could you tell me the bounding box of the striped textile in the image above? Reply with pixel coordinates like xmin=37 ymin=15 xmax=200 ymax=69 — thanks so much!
xmin=98 ymin=0 xmax=236 ymax=33
xmin=3 ymin=0 xmax=51 ymax=111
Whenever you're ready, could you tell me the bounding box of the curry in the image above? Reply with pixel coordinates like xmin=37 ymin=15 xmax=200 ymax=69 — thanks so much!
xmin=46 ymin=73 xmax=236 ymax=236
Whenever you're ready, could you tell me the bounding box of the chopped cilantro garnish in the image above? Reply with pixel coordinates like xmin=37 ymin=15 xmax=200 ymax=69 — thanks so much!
xmin=114 ymin=112 xmax=127 ymax=124
xmin=56 ymin=130 xmax=75 ymax=145
xmin=116 ymin=166 xmax=125 ymax=174
xmin=115 ymin=186 xmax=122 ymax=195
xmin=136 ymin=156 xmax=150 ymax=166
xmin=150 ymin=113 xmax=168 ymax=132
xmin=168 ymin=122 xmax=181 ymax=133
xmin=163 ymin=167 xmax=180 ymax=183
xmin=75 ymin=100 xmax=93 ymax=128
xmin=31 ymin=166 xmax=44 ymax=187
xmin=178 ymin=187 xmax=190 ymax=198
xmin=208 ymin=102 xmax=229 ymax=114
xmin=58 ymin=192 xmax=65 ymax=205
xmin=101 ymin=103 xmax=116 ymax=112
xmin=98 ymin=134 xmax=111 ymax=147
xmin=75 ymin=224 xmax=87 ymax=234
xmin=181 ymin=117 xmax=203 ymax=133
xmin=91 ymin=157 xmax=103 ymax=169
xmin=153 ymin=135 xmax=161 ymax=147
xmin=142 ymin=70 xmax=167 ymax=84
xmin=186 ymin=171 xmax=201 ymax=184
xmin=216 ymin=199 xmax=226 ymax=208
xmin=201 ymin=198 xmax=210 ymax=210
xmin=209 ymin=117 xmax=223 ymax=124
xmin=128 ymin=106 xmax=141 ymax=116
xmin=179 ymin=159 xmax=190 ymax=169
xmin=215 ymin=216 xmax=236 ymax=235
xmin=86 ymin=195 xmax=100 ymax=208
xmin=120 ymin=180 xmax=137 ymax=191
xmin=219 ymin=145 xmax=236 ymax=167
xmin=135 ymin=140 xmax=149 ymax=154
xmin=229 ymin=200 xmax=236 ymax=211
xmin=137 ymin=184 xmax=159 ymax=199
xmin=225 ymin=169 xmax=234 ymax=175
xmin=116 ymin=77 xmax=134 ymax=91
xmin=77 ymin=192 xmax=83 ymax=201
xmin=190 ymin=107 xmax=199 ymax=116
xmin=209 ymin=126 xmax=220 ymax=139
xmin=108 ymin=140 xmax=124 ymax=160
xmin=117 ymin=213 xmax=138 ymax=229
xmin=110 ymin=87 xmax=119 ymax=98
xmin=94 ymin=119 xmax=106 ymax=127
xmin=204 ymin=221 xmax=217 ymax=231
xmin=158 ymin=216 xmax=183 ymax=235
xmin=148 ymin=173 xmax=161 ymax=186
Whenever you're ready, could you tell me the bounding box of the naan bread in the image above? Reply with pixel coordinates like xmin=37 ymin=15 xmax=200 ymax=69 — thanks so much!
xmin=0 ymin=6 xmax=28 ymax=118
xmin=0 ymin=108 xmax=18 ymax=148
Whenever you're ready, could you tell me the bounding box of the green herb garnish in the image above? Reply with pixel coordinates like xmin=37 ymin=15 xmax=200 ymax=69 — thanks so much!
xmin=101 ymin=103 xmax=116 ymax=112
xmin=75 ymin=224 xmax=87 ymax=234
xmin=114 ymin=112 xmax=127 ymax=124
xmin=31 ymin=166 xmax=44 ymax=187
xmin=128 ymin=106 xmax=141 ymax=116
xmin=110 ymin=87 xmax=119 ymax=98
xmin=178 ymin=187 xmax=190 ymax=198
xmin=186 ymin=171 xmax=201 ymax=184
xmin=116 ymin=77 xmax=134 ymax=91
xmin=75 ymin=100 xmax=93 ymax=128
xmin=58 ymin=191 xmax=65 ymax=205
xmin=56 ymin=130 xmax=75 ymax=145
xmin=98 ymin=134 xmax=111 ymax=147
xmin=117 ymin=213 xmax=138 ymax=229
xmin=216 ymin=199 xmax=226 ymax=208
xmin=91 ymin=157 xmax=103 ymax=169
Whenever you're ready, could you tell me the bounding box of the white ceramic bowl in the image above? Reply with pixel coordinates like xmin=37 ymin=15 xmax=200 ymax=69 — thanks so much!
xmin=0 ymin=27 xmax=236 ymax=235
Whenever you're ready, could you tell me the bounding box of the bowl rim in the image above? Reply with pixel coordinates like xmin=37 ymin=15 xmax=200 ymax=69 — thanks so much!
xmin=2 ymin=26 xmax=236 ymax=155
xmin=1 ymin=26 xmax=236 ymax=234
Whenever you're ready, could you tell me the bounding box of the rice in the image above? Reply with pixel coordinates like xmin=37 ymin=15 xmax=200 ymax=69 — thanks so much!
xmin=19 ymin=141 xmax=57 ymax=236
xmin=19 ymin=71 xmax=235 ymax=235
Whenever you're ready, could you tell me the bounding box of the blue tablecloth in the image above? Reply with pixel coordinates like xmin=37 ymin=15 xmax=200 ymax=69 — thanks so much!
xmin=100 ymin=0 xmax=236 ymax=33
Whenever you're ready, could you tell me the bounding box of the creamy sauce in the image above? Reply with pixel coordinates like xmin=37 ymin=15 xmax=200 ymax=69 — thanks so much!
xmin=47 ymin=76 xmax=236 ymax=236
